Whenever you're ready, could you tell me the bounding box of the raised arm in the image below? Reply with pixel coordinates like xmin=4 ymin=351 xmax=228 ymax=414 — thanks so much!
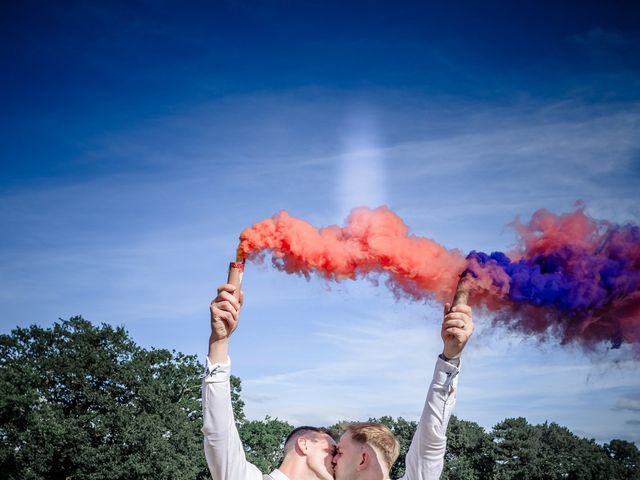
xmin=400 ymin=303 xmax=474 ymax=480
xmin=202 ymin=284 xmax=262 ymax=480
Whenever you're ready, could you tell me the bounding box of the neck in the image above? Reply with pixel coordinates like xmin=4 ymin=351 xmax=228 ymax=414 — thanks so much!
xmin=359 ymin=473 xmax=389 ymax=480
xmin=278 ymin=460 xmax=323 ymax=480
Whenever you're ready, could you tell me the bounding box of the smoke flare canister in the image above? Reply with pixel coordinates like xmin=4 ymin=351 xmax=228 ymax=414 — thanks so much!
xmin=450 ymin=270 xmax=471 ymax=309
xmin=227 ymin=261 xmax=245 ymax=300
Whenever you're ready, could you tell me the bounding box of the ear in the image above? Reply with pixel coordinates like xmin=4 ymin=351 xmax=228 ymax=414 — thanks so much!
xmin=357 ymin=450 xmax=370 ymax=471
xmin=295 ymin=437 xmax=308 ymax=455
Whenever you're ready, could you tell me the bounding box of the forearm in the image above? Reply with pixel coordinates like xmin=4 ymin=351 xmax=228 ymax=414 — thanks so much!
xmin=400 ymin=356 xmax=459 ymax=480
xmin=208 ymin=336 xmax=229 ymax=364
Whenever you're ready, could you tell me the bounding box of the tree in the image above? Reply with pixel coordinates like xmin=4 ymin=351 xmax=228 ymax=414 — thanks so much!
xmin=605 ymin=439 xmax=640 ymax=480
xmin=492 ymin=417 xmax=544 ymax=480
xmin=239 ymin=416 xmax=293 ymax=473
xmin=536 ymin=421 xmax=618 ymax=480
xmin=0 ymin=317 xmax=209 ymax=480
xmin=442 ymin=415 xmax=495 ymax=480
xmin=230 ymin=374 xmax=246 ymax=425
xmin=369 ymin=416 xmax=418 ymax=479
xmin=490 ymin=418 xmax=636 ymax=480
xmin=3 ymin=317 xmax=638 ymax=479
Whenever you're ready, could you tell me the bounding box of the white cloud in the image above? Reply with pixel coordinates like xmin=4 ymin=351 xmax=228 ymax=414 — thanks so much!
xmin=614 ymin=396 xmax=640 ymax=412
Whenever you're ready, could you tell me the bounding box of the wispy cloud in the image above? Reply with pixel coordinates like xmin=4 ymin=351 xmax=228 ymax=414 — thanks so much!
xmin=614 ymin=395 xmax=640 ymax=412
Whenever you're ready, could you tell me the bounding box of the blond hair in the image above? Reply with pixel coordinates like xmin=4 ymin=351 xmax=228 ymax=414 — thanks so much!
xmin=344 ymin=422 xmax=400 ymax=471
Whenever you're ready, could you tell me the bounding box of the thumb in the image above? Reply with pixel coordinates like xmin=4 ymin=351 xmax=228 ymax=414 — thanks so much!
xmin=444 ymin=302 xmax=451 ymax=316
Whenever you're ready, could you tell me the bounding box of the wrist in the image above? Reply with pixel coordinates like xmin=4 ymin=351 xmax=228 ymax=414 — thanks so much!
xmin=440 ymin=352 xmax=461 ymax=366
xmin=209 ymin=333 xmax=229 ymax=344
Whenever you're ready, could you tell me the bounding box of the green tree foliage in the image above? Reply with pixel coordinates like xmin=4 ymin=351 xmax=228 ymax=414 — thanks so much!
xmin=491 ymin=417 xmax=638 ymax=480
xmin=2 ymin=317 xmax=638 ymax=479
xmin=369 ymin=416 xmax=417 ymax=479
xmin=0 ymin=316 xmax=209 ymax=480
xmin=230 ymin=374 xmax=246 ymax=425
xmin=239 ymin=416 xmax=293 ymax=473
xmin=606 ymin=439 xmax=640 ymax=480
xmin=493 ymin=417 xmax=544 ymax=479
xmin=442 ymin=415 xmax=496 ymax=480
xmin=537 ymin=421 xmax=615 ymax=479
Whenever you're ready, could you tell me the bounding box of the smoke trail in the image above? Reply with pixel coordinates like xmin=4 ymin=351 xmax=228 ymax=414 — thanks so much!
xmin=466 ymin=206 xmax=640 ymax=351
xmin=238 ymin=207 xmax=466 ymax=302
xmin=238 ymin=206 xmax=640 ymax=353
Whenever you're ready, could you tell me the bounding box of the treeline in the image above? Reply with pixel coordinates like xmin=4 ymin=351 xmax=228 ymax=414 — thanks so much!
xmin=368 ymin=416 xmax=639 ymax=479
xmin=1 ymin=318 xmax=638 ymax=479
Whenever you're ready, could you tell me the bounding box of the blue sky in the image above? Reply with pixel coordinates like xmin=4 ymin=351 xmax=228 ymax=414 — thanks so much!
xmin=2 ymin=1 xmax=640 ymax=445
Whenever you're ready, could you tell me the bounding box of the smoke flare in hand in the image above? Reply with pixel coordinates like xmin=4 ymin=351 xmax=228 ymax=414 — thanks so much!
xmin=238 ymin=206 xmax=640 ymax=354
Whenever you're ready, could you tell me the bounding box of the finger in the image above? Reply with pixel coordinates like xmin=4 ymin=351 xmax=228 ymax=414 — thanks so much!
xmin=444 ymin=312 xmax=472 ymax=322
xmin=213 ymin=308 xmax=236 ymax=325
xmin=449 ymin=304 xmax=472 ymax=316
xmin=216 ymin=301 xmax=238 ymax=318
xmin=443 ymin=302 xmax=451 ymax=316
xmin=444 ymin=327 xmax=468 ymax=342
xmin=222 ymin=311 xmax=238 ymax=331
xmin=211 ymin=299 xmax=233 ymax=317
xmin=445 ymin=317 xmax=474 ymax=333
xmin=218 ymin=290 xmax=241 ymax=311
xmin=213 ymin=300 xmax=239 ymax=317
xmin=213 ymin=310 xmax=237 ymax=333
xmin=443 ymin=318 xmax=465 ymax=329
xmin=238 ymin=290 xmax=244 ymax=306
xmin=216 ymin=283 xmax=237 ymax=295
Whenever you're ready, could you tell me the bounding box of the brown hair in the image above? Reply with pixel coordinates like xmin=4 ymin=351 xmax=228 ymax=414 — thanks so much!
xmin=283 ymin=426 xmax=334 ymax=454
xmin=344 ymin=422 xmax=400 ymax=470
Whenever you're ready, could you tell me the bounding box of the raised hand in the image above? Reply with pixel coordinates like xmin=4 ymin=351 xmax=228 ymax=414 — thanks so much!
xmin=441 ymin=303 xmax=474 ymax=360
xmin=210 ymin=284 xmax=244 ymax=342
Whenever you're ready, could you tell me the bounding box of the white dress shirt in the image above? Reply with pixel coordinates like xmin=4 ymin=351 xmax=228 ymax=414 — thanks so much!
xmin=202 ymin=356 xmax=459 ymax=480
xmin=267 ymin=469 xmax=290 ymax=480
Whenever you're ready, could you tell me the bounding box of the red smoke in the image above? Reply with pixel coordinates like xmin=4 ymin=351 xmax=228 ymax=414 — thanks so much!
xmin=238 ymin=207 xmax=466 ymax=303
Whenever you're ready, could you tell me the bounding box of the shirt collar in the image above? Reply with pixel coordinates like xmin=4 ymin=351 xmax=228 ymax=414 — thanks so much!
xmin=270 ymin=469 xmax=290 ymax=480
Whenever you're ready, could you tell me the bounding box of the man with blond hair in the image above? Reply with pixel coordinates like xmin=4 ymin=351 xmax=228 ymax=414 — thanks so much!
xmin=333 ymin=423 xmax=400 ymax=479
xmin=331 ymin=297 xmax=471 ymax=480
xmin=203 ymin=282 xmax=473 ymax=480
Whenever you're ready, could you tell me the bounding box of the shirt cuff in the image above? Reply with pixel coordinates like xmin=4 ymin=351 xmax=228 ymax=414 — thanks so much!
xmin=433 ymin=355 xmax=460 ymax=389
xmin=203 ymin=356 xmax=231 ymax=383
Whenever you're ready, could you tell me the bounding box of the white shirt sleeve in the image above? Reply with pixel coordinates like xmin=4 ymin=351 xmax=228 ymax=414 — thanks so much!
xmin=399 ymin=356 xmax=460 ymax=480
xmin=201 ymin=357 xmax=263 ymax=480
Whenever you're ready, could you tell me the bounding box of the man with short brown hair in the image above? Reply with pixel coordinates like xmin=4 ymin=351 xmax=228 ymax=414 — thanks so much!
xmin=203 ymin=284 xmax=337 ymax=480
